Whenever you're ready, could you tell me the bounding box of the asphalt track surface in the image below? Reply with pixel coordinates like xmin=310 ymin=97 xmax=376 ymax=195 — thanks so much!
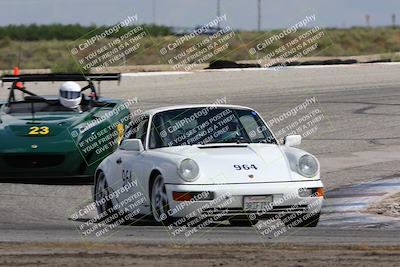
xmin=0 ymin=64 xmax=400 ymax=250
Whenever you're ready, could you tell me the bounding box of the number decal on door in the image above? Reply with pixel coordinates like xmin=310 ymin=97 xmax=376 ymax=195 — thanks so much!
xmin=122 ymin=169 xmax=133 ymax=186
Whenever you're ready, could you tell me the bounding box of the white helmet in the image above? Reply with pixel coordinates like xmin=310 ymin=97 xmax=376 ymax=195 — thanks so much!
xmin=59 ymin=81 xmax=82 ymax=109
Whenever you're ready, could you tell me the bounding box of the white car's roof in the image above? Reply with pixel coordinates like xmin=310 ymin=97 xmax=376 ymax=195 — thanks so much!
xmin=143 ymin=104 xmax=253 ymax=115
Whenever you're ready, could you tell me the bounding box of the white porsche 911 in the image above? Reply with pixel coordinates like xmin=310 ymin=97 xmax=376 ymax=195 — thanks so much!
xmin=94 ymin=104 xmax=324 ymax=227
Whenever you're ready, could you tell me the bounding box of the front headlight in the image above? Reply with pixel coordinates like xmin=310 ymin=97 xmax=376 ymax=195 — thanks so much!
xmin=178 ymin=159 xmax=199 ymax=182
xmin=297 ymin=155 xmax=318 ymax=178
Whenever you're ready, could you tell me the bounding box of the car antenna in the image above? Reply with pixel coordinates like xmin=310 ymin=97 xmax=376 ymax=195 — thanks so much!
xmin=97 ymin=80 xmax=101 ymax=97
xmin=30 ymin=102 xmax=36 ymax=121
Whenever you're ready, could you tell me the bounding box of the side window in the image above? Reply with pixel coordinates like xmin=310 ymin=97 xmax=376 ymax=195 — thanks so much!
xmin=126 ymin=116 xmax=149 ymax=146
xmin=137 ymin=119 xmax=149 ymax=145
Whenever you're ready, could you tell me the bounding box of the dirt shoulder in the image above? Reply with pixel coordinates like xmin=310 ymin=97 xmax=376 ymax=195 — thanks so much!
xmin=0 ymin=243 xmax=399 ymax=267
xmin=368 ymin=192 xmax=400 ymax=217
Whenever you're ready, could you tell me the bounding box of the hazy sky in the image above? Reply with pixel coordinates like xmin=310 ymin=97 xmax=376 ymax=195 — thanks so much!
xmin=0 ymin=0 xmax=399 ymax=29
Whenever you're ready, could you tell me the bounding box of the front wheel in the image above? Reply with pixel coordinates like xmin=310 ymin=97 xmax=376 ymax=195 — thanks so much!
xmin=95 ymin=172 xmax=114 ymax=215
xmin=150 ymin=174 xmax=172 ymax=224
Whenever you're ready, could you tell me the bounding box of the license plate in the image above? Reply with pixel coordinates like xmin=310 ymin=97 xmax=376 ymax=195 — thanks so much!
xmin=243 ymin=195 xmax=273 ymax=211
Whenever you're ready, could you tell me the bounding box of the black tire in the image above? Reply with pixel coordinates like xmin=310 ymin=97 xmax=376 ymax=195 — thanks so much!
xmin=94 ymin=172 xmax=115 ymax=217
xmin=282 ymin=213 xmax=320 ymax=227
xmin=150 ymin=174 xmax=173 ymax=224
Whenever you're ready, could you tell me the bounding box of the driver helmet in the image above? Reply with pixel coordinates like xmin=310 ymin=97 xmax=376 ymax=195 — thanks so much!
xmin=59 ymin=81 xmax=82 ymax=109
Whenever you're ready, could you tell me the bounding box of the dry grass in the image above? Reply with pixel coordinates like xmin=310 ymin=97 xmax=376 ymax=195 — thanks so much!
xmin=0 ymin=27 xmax=399 ymax=72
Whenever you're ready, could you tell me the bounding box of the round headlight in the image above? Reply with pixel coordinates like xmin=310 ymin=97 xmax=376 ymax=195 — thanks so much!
xmin=178 ymin=159 xmax=199 ymax=182
xmin=298 ymin=155 xmax=318 ymax=178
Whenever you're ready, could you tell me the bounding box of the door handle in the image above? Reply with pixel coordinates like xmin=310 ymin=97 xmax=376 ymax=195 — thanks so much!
xmin=116 ymin=158 xmax=122 ymax=164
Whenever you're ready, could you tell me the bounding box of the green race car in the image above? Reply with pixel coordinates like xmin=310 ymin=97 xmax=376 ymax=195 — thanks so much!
xmin=0 ymin=73 xmax=131 ymax=183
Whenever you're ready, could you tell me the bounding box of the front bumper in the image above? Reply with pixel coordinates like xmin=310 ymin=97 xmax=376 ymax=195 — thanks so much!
xmin=0 ymin=151 xmax=96 ymax=180
xmin=0 ymin=175 xmax=93 ymax=184
xmin=165 ymin=180 xmax=324 ymax=219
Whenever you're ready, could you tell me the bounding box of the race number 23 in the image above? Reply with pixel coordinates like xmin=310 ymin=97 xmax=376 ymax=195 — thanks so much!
xmin=28 ymin=126 xmax=50 ymax=135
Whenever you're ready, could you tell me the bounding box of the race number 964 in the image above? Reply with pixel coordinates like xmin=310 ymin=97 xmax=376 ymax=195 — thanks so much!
xmin=234 ymin=164 xmax=258 ymax=171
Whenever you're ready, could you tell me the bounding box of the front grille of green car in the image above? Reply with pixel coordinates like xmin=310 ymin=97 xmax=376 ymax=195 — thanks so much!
xmin=4 ymin=154 xmax=65 ymax=169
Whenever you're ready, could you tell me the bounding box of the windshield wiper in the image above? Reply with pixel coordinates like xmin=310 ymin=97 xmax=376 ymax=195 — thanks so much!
xmin=252 ymin=137 xmax=277 ymax=144
xmin=211 ymin=136 xmax=252 ymax=144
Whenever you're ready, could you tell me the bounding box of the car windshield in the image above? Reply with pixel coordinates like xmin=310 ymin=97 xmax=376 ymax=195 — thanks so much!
xmin=149 ymin=107 xmax=277 ymax=149
xmin=4 ymin=101 xmax=76 ymax=114
xmin=3 ymin=97 xmax=108 ymax=114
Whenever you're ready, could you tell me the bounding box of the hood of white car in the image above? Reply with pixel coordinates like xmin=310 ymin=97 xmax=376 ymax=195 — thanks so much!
xmin=157 ymin=144 xmax=294 ymax=184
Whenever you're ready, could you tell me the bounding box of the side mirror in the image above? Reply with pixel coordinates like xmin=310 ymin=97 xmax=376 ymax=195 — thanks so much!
xmin=120 ymin=139 xmax=144 ymax=152
xmin=284 ymin=135 xmax=301 ymax=147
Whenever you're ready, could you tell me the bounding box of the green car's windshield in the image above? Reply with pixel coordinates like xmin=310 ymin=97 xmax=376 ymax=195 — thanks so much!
xmin=4 ymin=101 xmax=75 ymax=114
xmin=149 ymin=107 xmax=276 ymax=149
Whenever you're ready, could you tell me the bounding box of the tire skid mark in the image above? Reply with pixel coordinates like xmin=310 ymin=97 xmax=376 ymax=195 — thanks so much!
xmin=353 ymin=104 xmax=400 ymax=116
xmin=320 ymin=177 xmax=400 ymax=228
